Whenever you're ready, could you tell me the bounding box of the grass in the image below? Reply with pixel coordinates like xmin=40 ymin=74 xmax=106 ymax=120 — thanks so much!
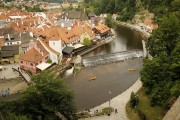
xmin=77 ymin=112 xmax=91 ymax=119
xmin=95 ymin=107 xmax=114 ymax=116
xmin=77 ymin=107 xmax=114 ymax=119
xmin=126 ymin=88 xmax=165 ymax=120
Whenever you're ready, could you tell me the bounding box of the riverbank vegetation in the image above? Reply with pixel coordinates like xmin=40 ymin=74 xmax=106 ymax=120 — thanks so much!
xmin=0 ymin=72 xmax=77 ymax=120
xmin=126 ymin=88 xmax=164 ymax=120
xmin=140 ymin=0 xmax=180 ymax=109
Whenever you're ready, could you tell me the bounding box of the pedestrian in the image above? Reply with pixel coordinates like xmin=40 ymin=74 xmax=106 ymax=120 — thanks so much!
xmin=115 ymin=109 xmax=118 ymax=114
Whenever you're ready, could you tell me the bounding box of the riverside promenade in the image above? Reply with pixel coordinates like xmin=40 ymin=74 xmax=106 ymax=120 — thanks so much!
xmin=81 ymin=79 xmax=142 ymax=120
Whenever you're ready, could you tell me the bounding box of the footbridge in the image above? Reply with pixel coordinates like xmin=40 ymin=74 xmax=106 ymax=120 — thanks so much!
xmin=82 ymin=50 xmax=143 ymax=67
xmin=12 ymin=68 xmax=31 ymax=85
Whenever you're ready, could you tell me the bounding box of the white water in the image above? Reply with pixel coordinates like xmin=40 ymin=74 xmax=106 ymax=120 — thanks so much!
xmin=65 ymin=67 xmax=74 ymax=77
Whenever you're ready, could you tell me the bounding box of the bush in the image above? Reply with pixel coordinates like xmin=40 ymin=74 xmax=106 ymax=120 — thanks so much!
xmin=47 ymin=59 xmax=52 ymax=63
xmin=83 ymin=38 xmax=92 ymax=47
xmin=96 ymin=107 xmax=114 ymax=116
xmin=130 ymin=92 xmax=139 ymax=108
xmin=77 ymin=112 xmax=91 ymax=119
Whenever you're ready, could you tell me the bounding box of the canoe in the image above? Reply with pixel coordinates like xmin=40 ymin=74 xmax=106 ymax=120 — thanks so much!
xmin=89 ymin=77 xmax=96 ymax=80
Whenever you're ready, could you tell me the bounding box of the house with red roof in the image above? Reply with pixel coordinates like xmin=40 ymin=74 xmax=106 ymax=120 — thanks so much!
xmin=19 ymin=39 xmax=49 ymax=73
xmin=93 ymin=23 xmax=110 ymax=38
xmin=144 ymin=19 xmax=158 ymax=32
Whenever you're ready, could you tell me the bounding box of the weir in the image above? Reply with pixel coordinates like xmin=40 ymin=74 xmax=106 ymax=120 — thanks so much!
xmin=82 ymin=50 xmax=143 ymax=67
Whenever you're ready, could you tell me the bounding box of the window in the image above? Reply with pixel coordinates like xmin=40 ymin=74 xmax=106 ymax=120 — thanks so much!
xmin=21 ymin=61 xmax=23 ymax=64
xmin=40 ymin=61 xmax=42 ymax=63
xmin=35 ymin=63 xmax=38 ymax=65
xmin=30 ymin=63 xmax=33 ymax=66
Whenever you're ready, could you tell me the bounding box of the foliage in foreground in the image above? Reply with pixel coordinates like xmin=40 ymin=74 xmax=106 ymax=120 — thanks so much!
xmin=141 ymin=12 xmax=180 ymax=108
xmin=126 ymin=89 xmax=164 ymax=120
xmin=0 ymin=71 xmax=77 ymax=120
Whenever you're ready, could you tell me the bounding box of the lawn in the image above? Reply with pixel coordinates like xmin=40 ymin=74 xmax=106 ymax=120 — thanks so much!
xmin=126 ymin=88 xmax=165 ymax=120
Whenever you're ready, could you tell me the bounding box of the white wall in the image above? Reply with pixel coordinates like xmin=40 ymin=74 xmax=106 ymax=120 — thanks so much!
xmin=49 ymin=40 xmax=62 ymax=54
xmin=38 ymin=39 xmax=59 ymax=64
xmin=4 ymin=41 xmax=21 ymax=46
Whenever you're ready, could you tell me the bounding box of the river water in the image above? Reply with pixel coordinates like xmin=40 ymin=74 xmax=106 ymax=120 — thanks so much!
xmin=65 ymin=24 xmax=146 ymax=109
xmin=83 ymin=24 xmax=146 ymax=57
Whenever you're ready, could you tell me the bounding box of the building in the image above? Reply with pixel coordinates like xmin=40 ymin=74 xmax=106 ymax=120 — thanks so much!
xmin=60 ymin=11 xmax=88 ymax=21
xmin=93 ymin=24 xmax=110 ymax=38
xmin=19 ymin=40 xmax=49 ymax=73
xmin=0 ymin=45 xmax=19 ymax=59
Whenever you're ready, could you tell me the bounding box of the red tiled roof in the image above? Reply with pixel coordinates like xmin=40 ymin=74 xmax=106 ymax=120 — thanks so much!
xmin=19 ymin=47 xmax=44 ymax=63
xmin=144 ymin=19 xmax=158 ymax=29
xmin=94 ymin=24 xmax=110 ymax=34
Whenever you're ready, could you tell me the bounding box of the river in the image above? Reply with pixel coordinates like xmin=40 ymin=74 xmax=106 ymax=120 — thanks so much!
xmin=65 ymin=24 xmax=146 ymax=109
xmin=83 ymin=24 xmax=146 ymax=57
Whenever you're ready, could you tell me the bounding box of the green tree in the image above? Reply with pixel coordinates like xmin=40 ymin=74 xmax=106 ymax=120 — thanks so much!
xmin=147 ymin=14 xmax=180 ymax=56
xmin=47 ymin=58 xmax=52 ymax=63
xmin=130 ymin=92 xmax=139 ymax=108
xmin=141 ymin=11 xmax=180 ymax=107
xmin=105 ymin=14 xmax=113 ymax=28
xmin=83 ymin=38 xmax=92 ymax=46
xmin=0 ymin=72 xmax=77 ymax=120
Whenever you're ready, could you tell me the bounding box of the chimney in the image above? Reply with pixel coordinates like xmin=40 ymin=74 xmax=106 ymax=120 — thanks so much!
xmin=41 ymin=27 xmax=44 ymax=31
xmin=61 ymin=23 xmax=64 ymax=28
xmin=41 ymin=51 xmax=44 ymax=56
xmin=29 ymin=32 xmax=33 ymax=37
xmin=29 ymin=39 xmax=35 ymax=49
xmin=34 ymin=20 xmax=36 ymax=26
xmin=7 ymin=34 xmax=11 ymax=40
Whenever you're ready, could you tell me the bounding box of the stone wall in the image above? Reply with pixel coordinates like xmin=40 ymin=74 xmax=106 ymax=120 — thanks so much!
xmin=163 ymin=96 xmax=180 ymax=120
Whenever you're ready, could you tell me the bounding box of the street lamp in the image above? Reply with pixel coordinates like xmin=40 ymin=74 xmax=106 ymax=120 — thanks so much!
xmin=108 ymin=90 xmax=111 ymax=107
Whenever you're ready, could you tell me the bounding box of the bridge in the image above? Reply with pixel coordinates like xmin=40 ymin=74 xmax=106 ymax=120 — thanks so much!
xmin=12 ymin=68 xmax=31 ymax=85
xmin=82 ymin=50 xmax=143 ymax=67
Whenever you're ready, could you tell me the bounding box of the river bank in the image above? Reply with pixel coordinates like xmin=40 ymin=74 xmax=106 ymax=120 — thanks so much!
xmin=117 ymin=22 xmax=150 ymax=38
xmin=80 ymin=79 xmax=142 ymax=120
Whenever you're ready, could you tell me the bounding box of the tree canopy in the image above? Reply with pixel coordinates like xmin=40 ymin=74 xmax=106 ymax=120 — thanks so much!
xmin=141 ymin=7 xmax=180 ymax=108
xmin=0 ymin=72 xmax=77 ymax=120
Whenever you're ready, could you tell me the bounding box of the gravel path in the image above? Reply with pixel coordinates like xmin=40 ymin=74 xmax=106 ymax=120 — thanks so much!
xmin=81 ymin=79 xmax=142 ymax=120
